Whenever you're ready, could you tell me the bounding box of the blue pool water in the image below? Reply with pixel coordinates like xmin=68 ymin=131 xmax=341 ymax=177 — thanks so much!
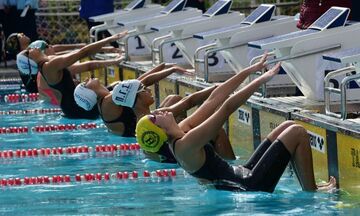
xmin=0 ymin=101 xmax=359 ymax=215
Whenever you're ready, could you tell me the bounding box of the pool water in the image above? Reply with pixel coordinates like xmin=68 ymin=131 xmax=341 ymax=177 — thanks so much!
xmin=0 ymin=101 xmax=359 ymax=215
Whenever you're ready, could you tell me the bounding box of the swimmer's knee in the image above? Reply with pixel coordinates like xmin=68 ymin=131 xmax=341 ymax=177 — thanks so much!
xmin=277 ymin=124 xmax=309 ymax=148
xmin=285 ymin=124 xmax=309 ymax=143
xmin=280 ymin=120 xmax=296 ymax=128
xmin=288 ymin=124 xmax=307 ymax=134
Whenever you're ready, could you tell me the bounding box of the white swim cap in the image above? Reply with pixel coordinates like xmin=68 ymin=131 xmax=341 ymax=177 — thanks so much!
xmin=74 ymin=83 xmax=98 ymax=111
xmin=16 ymin=53 xmax=38 ymax=75
xmin=112 ymin=79 xmax=141 ymax=108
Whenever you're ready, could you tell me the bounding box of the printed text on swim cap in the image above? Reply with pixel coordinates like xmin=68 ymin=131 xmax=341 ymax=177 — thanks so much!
xmin=114 ymin=83 xmax=132 ymax=103
xmin=74 ymin=93 xmax=91 ymax=110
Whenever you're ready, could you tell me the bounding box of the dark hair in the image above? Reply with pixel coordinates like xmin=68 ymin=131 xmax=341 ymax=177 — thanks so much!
xmin=5 ymin=33 xmax=20 ymax=59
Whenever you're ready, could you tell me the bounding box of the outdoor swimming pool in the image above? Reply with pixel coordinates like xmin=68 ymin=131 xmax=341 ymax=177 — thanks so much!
xmin=0 ymin=100 xmax=359 ymax=215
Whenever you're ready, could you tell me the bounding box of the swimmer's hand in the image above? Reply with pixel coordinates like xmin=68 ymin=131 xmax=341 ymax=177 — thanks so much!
xmin=168 ymin=65 xmax=194 ymax=76
xmin=113 ymin=54 xmax=125 ymax=64
xmin=253 ymin=52 xmax=268 ymax=71
xmin=261 ymin=62 xmax=281 ymax=82
xmin=154 ymin=62 xmax=166 ymax=71
xmin=170 ymin=65 xmax=188 ymax=74
xmin=107 ymin=31 xmax=128 ymax=43
xmin=155 ymin=107 xmax=170 ymax=113
xmin=102 ymin=46 xmax=122 ymax=54
xmin=164 ymin=63 xmax=176 ymax=68
xmin=316 ymin=176 xmax=337 ymax=192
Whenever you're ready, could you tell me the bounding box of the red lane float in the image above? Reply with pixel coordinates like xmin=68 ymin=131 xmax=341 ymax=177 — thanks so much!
xmin=0 ymin=169 xmax=178 ymax=187
xmin=3 ymin=93 xmax=39 ymax=103
xmin=0 ymin=108 xmax=62 ymax=115
xmin=0 ymin=123 xmax=101 ymax=135
xmin=0 ymin=126 xmax=28 ymax=134
xmin=32 ymin=123 xmax=98 ymax=133
xmin=0 ymin=143 xmax=140 ymax=159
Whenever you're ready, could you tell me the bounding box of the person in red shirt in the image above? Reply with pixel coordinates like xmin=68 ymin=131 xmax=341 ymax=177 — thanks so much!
xmin=297 ymin=0 xmax=352 ymax=29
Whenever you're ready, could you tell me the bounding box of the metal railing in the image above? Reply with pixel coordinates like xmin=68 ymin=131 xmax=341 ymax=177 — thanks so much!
xmin=193 ymin=43 xmax=218 ymax=80
xmin=196 ymin=41 xmax=252 ymax=82
xmin=151 ymin=34 xmax=173 ymax=65
xmin=157 ymin=36 xmax=193 ymax=64
xmin=324 ymin=66 xmax=360 ymax=120
xmin=123 ymin=29 xmax=149 ymax=61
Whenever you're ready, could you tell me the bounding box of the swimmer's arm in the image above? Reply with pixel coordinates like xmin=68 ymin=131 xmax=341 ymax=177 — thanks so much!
xmin=68 ymin=56 xmax=125 ymax=75
xmin=137 ymin=63 xmax=166 ymax=81
xmin=45 ymin=32 xmax=127 ymax=73
xmin=53 ymin=43 xmax=86 ymax=53
xmin=178 ymin=63 xmax=281 ymax=154
xmin=52 ymin=45 xmax=118 ymax=55
xmin=100 ymin=46 xmax=122 ymax=53
xmin=158 ymin=85 xmax=217 ymax=116
xmin=140 ymin=66 xmax=187 ymax=86
xmin=77 ymin=31 xmax=127 ymax=58
xmin=178 ymin=54 xmax=269 ymax=130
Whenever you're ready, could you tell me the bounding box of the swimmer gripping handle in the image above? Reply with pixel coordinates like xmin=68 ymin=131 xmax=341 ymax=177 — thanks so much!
xmin=126 ymin=29 xmax=137 ymax=35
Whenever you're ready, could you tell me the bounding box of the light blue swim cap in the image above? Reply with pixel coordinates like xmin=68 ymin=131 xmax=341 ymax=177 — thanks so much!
xmin=28 ymin=40 xmax=48 ymax=52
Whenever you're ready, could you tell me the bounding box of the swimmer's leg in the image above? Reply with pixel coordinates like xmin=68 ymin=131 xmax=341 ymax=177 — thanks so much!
xmin=244 ymin=121 xmax=295 ymax=169
xmin=212 ymin=128 xmax=236 ymax=160
xmin=277 ymin=124 xmax=318 ymax=191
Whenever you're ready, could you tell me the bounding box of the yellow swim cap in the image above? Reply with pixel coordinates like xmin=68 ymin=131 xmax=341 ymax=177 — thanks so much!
xmin=136 ymin=115 xmax=168 ymax=153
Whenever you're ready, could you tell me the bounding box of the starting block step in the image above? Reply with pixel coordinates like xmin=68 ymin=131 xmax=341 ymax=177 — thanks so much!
xmin=248 ymin=6 xmax=350 ymax=49
xmin=194 ymin=4 xmax=275 ymax=40
xmin=323 ymin=48 xmax=360 ymax=64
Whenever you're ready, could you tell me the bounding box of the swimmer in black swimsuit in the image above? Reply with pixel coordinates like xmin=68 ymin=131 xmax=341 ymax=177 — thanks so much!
xmin=16 ymin=31 xmax=128 ymax=119
xmin=7 ymin=33 xmax=118 ymax=92
xmin=74 ymin=63 xmax=188 ymax=136
xmin=136 ymin=53 xmax=337 ymax=192
xmin=74 ymin=64 xmax=235 ymax=162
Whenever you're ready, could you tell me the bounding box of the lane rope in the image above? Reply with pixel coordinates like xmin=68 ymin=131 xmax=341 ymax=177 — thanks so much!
xmin=0 ymin=123 xmax=105 ymax=135
xmin=0 ymin=143 xmax=140 ymax=159
xmin=0 ymin=169 xmax=179 ymax=187
xmin=0 ymin=108 xmax=62 ymax=115
xmin=2 ymin=93 xmax=39 ymax=103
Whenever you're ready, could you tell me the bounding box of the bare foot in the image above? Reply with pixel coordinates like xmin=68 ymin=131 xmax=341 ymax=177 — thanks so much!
xmin=317 ymin=176 xmax=337 ymax=192
xmin=317 ymin=176 xmax=335 ymax=187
